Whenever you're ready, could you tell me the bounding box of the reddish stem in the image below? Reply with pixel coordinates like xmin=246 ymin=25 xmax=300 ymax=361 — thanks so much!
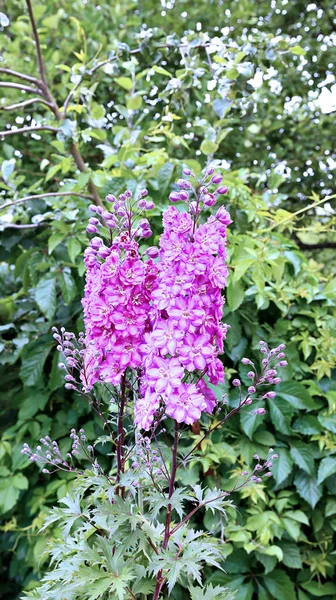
xmin=152 ymin=423 xmax=179 ymax=600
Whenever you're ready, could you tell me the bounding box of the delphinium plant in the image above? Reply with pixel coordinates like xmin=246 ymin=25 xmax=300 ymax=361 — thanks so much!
xmin=21 ymin=167 xmax=286 ymax=600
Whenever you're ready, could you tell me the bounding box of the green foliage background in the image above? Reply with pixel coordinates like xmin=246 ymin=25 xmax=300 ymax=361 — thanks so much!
xmin=0 ymin=1 xmax=335 ymax=598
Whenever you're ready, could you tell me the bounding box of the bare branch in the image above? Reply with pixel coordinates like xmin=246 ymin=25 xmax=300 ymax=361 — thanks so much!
xmin=1 ymin=222 xmax=47 ymax=230
xmin=0 ymin=98 xmax=53 ymax=112
xmin=62 ymin=80 xmax=82 ymax=117
xmin=0 ymin=68 xmax=40 ymax=86
xmin=0 ymin=125 xmax=58 ymax=138
xmin=1 ymin=191 xmax=93 ymax=212
xmin=0 ymin=81 xmax=44 ymax=96
xmin=26 ymin=0 xmax=47 ymax=85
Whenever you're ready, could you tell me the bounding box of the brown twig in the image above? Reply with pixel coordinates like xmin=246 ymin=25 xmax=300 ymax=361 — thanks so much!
xmin=116 ymin=375 xmax=127 ymax=498
xmin=0 ymin=98 xmax=53 ymax=111
xmin=25 ymin=0 xmax=47 ymax=85
xmin=0 ymin=68 xmax=41 ymax=85
xmin=152 ymin=423 xmax=179 ymax=600
xmin=0 ymin=125 xmax=59 ymax=137
xmin=1 ymin=222 xmax=47 ymax=229
xmin=0 ymin=81 xmax=44 ymax=96
xmin=0 ymin=191 xmax=93 ymax=212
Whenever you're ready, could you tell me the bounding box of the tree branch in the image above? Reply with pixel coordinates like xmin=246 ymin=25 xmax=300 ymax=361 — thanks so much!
xmin=1 ymin=191 xmax=93 ymax=212
xmin=0 ymin=68 xmax=40 ymax=86
xmin=0 ymin=82 xmax=44 ymax=96
xmin=0 ymin=98 xmax=53 ymax=112
xmin=26 ymin=0 xmax=47 ymax=85
xmin=1 ymin=222 xmax=47 ymax=230
xmin=0 ymin=125 xmax=59 ymax=137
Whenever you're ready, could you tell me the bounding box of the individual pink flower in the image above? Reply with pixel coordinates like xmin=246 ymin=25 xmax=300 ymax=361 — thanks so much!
xmin=151 ymin=320 xmax=184 ymax=356
xmin=167 ymin=297 xmax=205 ymax=329
xmin=197 ymin=379 xmax=217 ymax=414
xmin=165 ymin=384 xmax=206 ymax=424
xmin=146 ymin=357 xmax=184 ymax=393
xmin=179 ymin=334 xmax=215 ymax=371
xmin=135 ymin=391 xmax=160 ymax=430
xmin=89 ymin=298 xmax=112 ymax=327
xmin=209 ymin=256 xmax=229 ymax=288
xmin=113 ymin=340 xmax=142 ymax=368
xmin=111 ymin=310 xmax=147 ymax=336
xmin=119 ymin=259 xmax=145 ymax=285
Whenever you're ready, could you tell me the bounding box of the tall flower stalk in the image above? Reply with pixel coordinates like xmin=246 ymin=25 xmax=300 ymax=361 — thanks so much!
xmin=22 ymin=166 xmax=287 ymax=600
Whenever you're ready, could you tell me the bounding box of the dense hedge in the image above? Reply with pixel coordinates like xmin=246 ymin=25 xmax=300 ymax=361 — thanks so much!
xmin=0 ymin=1 xmax=335 ymax=599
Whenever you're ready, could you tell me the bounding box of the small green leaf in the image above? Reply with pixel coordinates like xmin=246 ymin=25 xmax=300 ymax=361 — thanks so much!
xmin=269 ymin=398 xmax=294 ymax=435
xmin=48 ymin=232 xmax=65 ymax=254
xmin=294 ymin=471 xmax=322 ymax=509
xmin=264 ymin=570 xmax=296 ymax=600
xmin=318 ymin=413 xmax=336 ymax=434
xmin=271 ymin=448 xmax=293 ymax=485
xmin=127 ymin=95 xmax=142 ymax=110
xmin=292 ymin=416 xmax=322 ymax=435
xmin=276 ymin=381 xmax=316 ymax=409
xmin=68 ymin=238 xmax=81 ymax=263
xmin=279 ymin=542 xmax=302 ymax=569
xmin=20 ymin=335 xmax=54 ymax=387
xmin=226 ymin=280 xmax=245 ymax=311
xmin=152 ymin=65 xmax=171 ymax=77
xmin=300 ymin=581 xmax=336 ymax=597
xmin=290 ymin=441 xmax=315 ymax=476
xmin=115 ymin=76 xmax=133 ymax=91
xmin=317 ymin=456 xmax=336 ymax=484
xmin=35 ymin=276 xmax=57 ymax=319
xmin=240 ymin=401 xmax=265 ymax=440
xmin=200 ymin=139 xmax=219 ymax=156
xmin=58 ymin=270 xmax=77 ymax=304
xmin=290 ymin=45 xmax=306 ymax=56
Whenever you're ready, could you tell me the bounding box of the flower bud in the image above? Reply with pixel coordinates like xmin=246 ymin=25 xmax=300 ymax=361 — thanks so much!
xmin=241 ymin=357 xmax=251 ymax=365
xmin=254 ymin=408 xmax=266 ymax=415
xmin=203 ymin=193 xmax=216 ymax=207
xmin=232 ymin=379 xmax=241 ymax=387
xmin=206 ymin=167 xmax=215 ymax=175
xmin=146 ymin=246 xmax=159 ymax=258
xmin=179 ymin=190 xmax=189 ymax=201
xmin=169 ymin=192 xmax=180 ymax=202
xmin=247 ymin=371 xmax=255 ymax=379
xmin=273 ymin=377 xmax=282 ymax=384
xmin=216 ymin=185 xmax=229 ymax=195
xmin=211 ymin=174 xmax=222 ymax=184
xmin=106 ymin=194 xmax=116 ymax=203
xmin=86 ymin=224 xmax=97 ymax=234
xmin=145 ymin=201 xmax=155 ymax=210
xmin=279 ymin=361 xmax=288 ymax=367
xmin=215 ymin=206 xmax=232 ymax=224
xmin=183 ymin=168 xmax=192 ymax=175
xmin=248 ymin=386 xmax=256 ymax=394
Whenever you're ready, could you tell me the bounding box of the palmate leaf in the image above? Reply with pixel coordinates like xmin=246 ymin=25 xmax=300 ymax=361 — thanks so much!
xmin=146 ymin=487 xmax=193 ymax=519
xmin=190 ymin=584 xmax=237 ymax=600
xmin=149 ymin=533 xmax=223 ymax=594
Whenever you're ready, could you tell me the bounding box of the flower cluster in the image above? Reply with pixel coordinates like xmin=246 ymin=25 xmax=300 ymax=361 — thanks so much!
xmin=81 ymin=190 xmax=158 ymax=391
xmin=231 ymin=341 xmax=288 ymax=416
xmin=21 ymin=429 xmax=99 ymax=474
xmin=135 ymin=168 xmax=232 ymax=430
